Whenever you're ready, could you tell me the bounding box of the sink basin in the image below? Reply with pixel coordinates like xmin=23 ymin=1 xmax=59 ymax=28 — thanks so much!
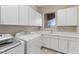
xmin=15 ymin=32 xmax=31 ymax=37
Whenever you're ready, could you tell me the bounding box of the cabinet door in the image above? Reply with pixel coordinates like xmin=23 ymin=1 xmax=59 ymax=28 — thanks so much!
xmin=57 ymin=9 xmax=67 ymax=26
xmin=51 ymin=38 xmax=58 ymax=51
xmin=59 ymin=39 xmax=68 ymax=53
xmin=66 ymin=7 xmax=77 ymax=26
xmin=1 ymin=5 xmax=18 ymax=25
xmin=29 ymin=7 xmax=36 ymax=26
xmin=34 ymin=11 xmax=42 ymax=26
xmin=19 ymin=5 xmax=29 ymax=25
xmin=57 ymin=7 xmax=77 ymax=26
xmin=42 ymin=35 xmax=58 ymax=50
xmin=29 ymin=7 xmax=42 ymax=26
xmin=69 ymin=41 xmax=79 ymax=54
xmin=42 ymin=37 xmax=51 ymax=48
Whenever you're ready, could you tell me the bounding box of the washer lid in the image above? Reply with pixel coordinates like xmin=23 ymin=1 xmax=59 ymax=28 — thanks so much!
xmin=0 ymin=39 xmax=21 ymax=53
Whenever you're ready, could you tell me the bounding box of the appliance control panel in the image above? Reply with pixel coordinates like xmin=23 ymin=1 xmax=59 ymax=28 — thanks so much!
xmin=0 ymin=34 xmax=13 ymax=41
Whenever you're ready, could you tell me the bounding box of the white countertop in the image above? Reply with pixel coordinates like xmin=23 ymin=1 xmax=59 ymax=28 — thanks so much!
xmin=44 ymin=32 xmax=79 ymax=38
xmin=15 ymin=31 xmax=79 ymax=42
xmin=34 ymin=31 xmax=79 ymax=38
xmin=32 ymin=31 xmax=79 ymax=41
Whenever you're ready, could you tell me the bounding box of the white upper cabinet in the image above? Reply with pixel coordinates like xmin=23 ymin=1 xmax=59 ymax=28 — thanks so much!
xmin=0 ymin=5 xmax=42 ymax=26
xmin=57 ymin=7 xmax=77 ymax=26
xmin=19 ymin=5 xmax=29 ymax=25
xmin=34 ymin=11 xmax=42 ymax=26
xmin=29 ymin=7 xmax=36 ymax=26
xmin=57 ymin=9 xmax=67 ymax=26
xmin=29 ymin=7 xmax=42 ymax=26
xmin=66 ymin=7 xmax=77 ymax=26
xmin=1 ymin=5 xmax=19 ymax=25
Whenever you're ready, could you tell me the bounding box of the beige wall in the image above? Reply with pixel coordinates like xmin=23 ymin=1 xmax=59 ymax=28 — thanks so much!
xmin=0 ymin=5 xmax=41 ymax=35
xmin=39 ymin=5 xmax=78 ymax=32
xmin=0 ymin=25 xmax=40 ymax=35
xmin=57 ymin=26 xmax=77 ymax=32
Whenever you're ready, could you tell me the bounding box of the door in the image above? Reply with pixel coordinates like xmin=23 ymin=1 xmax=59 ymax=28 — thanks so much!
xmin=19 ymin=5 xmax=29 ymax=25
xmin=1 ymin=5 xmax=19 ymax=25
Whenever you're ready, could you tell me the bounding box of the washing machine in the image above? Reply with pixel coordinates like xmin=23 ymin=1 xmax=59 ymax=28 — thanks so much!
xmin=0 ymin=34 xmax=24 ymax=54
xmin=15 ymin=32 xmax=41 ymax=54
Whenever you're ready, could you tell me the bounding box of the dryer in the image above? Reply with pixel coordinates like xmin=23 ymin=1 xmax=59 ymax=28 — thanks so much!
xmin=15 ymin=32 xmax=41 ymax=54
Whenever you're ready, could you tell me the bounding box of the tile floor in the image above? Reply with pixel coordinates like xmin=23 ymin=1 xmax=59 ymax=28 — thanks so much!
xmin=41 ymin=48 xmax=62 ymax=54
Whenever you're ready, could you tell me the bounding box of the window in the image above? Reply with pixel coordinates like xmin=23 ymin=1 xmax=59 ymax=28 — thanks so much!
xmin=48 ymin=18 xmax=56 ymax=27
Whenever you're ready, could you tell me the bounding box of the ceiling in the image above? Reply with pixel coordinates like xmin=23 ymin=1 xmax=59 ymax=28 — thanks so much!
xmin=35 ymin=5 xmax=77 ymax=8
xmin=35 ymin=5 xmax=48 ymax=7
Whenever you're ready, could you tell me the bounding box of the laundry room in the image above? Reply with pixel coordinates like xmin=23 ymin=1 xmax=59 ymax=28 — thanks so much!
xmin=0 ymin=5 xmax=79 ymax=54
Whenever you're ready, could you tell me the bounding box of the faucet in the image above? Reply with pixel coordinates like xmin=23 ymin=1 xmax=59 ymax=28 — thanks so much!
xmin=50 ymin=26 xmax=56 ymax=33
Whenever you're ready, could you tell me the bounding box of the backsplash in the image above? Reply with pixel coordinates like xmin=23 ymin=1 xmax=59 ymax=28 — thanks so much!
xmin=57 ymin=26 xmax=77 ymax=32
xmin=0 ymin=25 xmax=40 ymax=35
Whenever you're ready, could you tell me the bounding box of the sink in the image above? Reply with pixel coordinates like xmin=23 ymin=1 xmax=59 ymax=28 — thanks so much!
xmin=15 ymin=32 xmax=31 ymax=37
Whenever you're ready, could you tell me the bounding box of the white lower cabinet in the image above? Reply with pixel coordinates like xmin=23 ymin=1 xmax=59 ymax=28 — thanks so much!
xmin=51 ymin=38 xmax=58 ymax=51
xmin=42 ymin=35 xmax=68 ymax=53
xmin=42 ymin=35 xmax=58 ymax=51
xmin=42 ymin=37 xmax=51 ymax=48
xmin=58 ymin=39 xmax=68 ymax=53
xmin=42 ymin=34 xmax=79 ymax=54
xmin=69 ymin=41 xmax=79 ymax=54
